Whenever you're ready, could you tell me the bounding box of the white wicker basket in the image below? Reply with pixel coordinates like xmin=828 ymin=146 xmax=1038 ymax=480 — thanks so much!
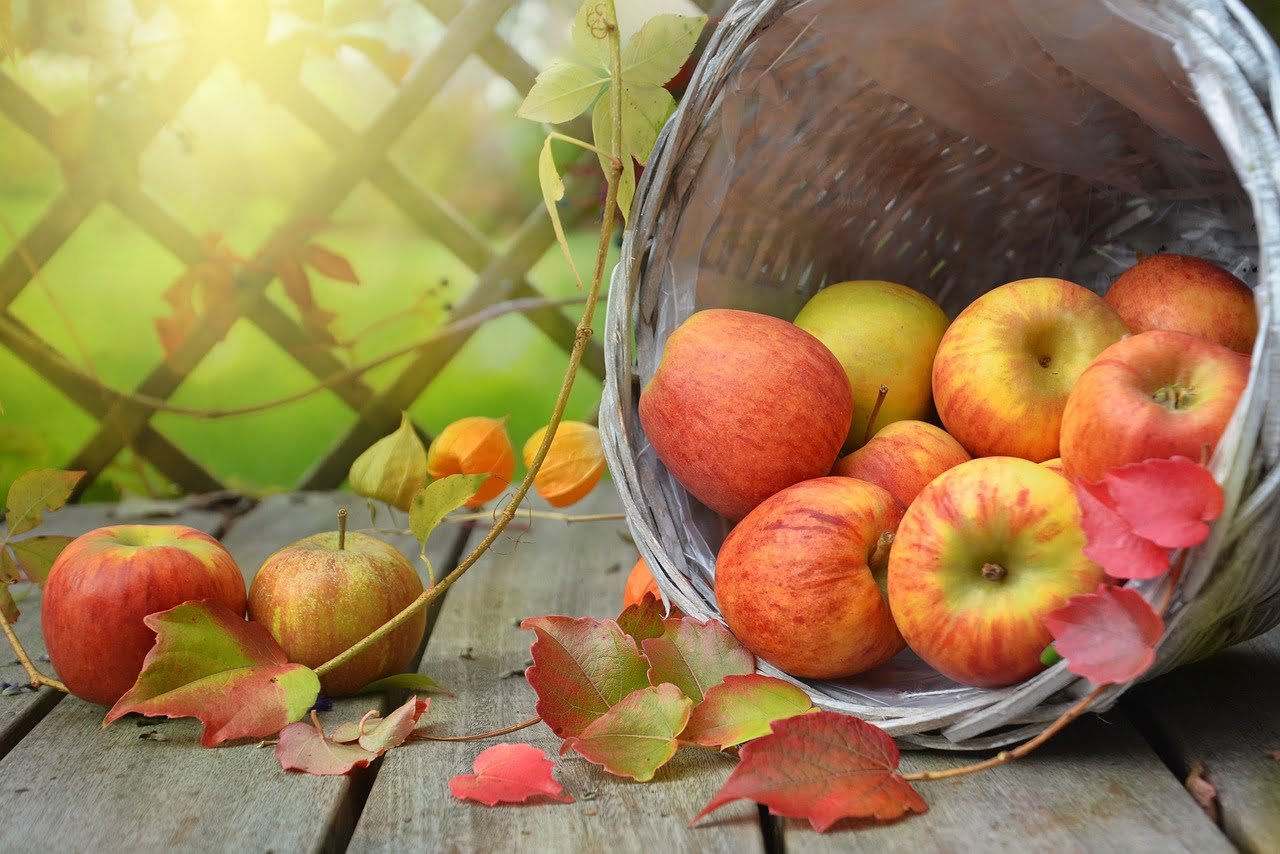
xmin=600 ymin=0 xmax=1280 ymax=748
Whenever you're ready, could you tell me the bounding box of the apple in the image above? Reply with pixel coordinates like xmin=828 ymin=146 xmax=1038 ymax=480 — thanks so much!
xmin=42 ymin=525 xmax=246 ymax=706
xmin=1060 ymin=330 xmax=1249 ymax=481
xmin=1105 ymin=254 xmax=1257 ymax=354
xmin=248 ymin=520 xmax=425 ymax=696
xmin=933 ymin=278 xmax=1127 ymax=461
xmin=832 ymin=420 xmax=970 ymax=507
xmin=715 ymin=476 xmax=904 ymax=679
xmin=888 ymin=457 xmax=1103 ymax=688
xmin=793 ymin=280 xmax=949 ymax=450
xmin=639 ymin=309 xmax=852 ymax=520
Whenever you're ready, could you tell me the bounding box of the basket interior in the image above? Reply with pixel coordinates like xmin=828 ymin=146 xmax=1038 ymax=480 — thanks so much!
xmin=629 ymin=0 xmax=1262 ymax=719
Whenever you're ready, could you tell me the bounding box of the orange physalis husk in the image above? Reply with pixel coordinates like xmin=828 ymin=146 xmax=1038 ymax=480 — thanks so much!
xmin=522 ymin=421 xmax=606 ymax=508
xmin=426 ymin=417 xmax=515 ymax=508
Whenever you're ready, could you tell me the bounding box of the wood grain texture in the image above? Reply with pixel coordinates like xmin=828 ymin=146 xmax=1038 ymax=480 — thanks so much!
xmin=777 ymin=714 xmax=1232 ymax=852
xmin=0 ymin=492 xmax=465 ymax=852
xmin=347 ymin=489 xmax=765 ymax=854
xmin=1126 ymin=625 xmax=1280 ymax=853
xmin=0 ymin=499 xmax=225 ymax=758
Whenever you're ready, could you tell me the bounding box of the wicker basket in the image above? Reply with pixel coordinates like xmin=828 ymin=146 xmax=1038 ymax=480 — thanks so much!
xmin=600 ymin=0 xmax=1280 ymax=749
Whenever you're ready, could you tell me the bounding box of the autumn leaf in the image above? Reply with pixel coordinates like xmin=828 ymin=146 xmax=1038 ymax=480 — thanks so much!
xmin=694 ymin=711 xmax=928 ymax=830
xmin=1103 ymin=457 xmax=1224 ymax=548
xmin=4 ymin=469 xmax=85 ymax=536
xmin=681 ymin=674 xmax=815 ymax=750
xmin=8 ymin=535 xmax=74 ymax=584
xmin=277 ymin=714 xmax=378 ymax=776
xmin=1185 ymin=761 xmax=1219 ymax=823
xmin=562 ymin=683 xmax=692 ymax=782
xmin=616 ymin=593 xmax=665 ymax=643
xmin=106 ymin=601 xmax=320 ymax=747
xmin=450 ymin=743 xmax=573 ymax=806
xmin=1075 ymin=479 xmax=1171 ymax=580
xmin=358 ymin=695 xmax=430 ymax=754
xmin=1044 ymin=584 xmax=1163 ymax=684
xmin=642 ymin=616 xmax=754 ymax=704
xmin=521 ymin=614 xmax=651 ymax=740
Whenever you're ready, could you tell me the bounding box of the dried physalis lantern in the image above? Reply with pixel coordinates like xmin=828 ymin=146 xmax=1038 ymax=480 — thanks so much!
xmin=427 ymin=417 xmax=515 ymax=507
xmin=522 ymin=421 xmax=606 ymax=508
xmin=349 ymin=411 xmax=428 ymax=511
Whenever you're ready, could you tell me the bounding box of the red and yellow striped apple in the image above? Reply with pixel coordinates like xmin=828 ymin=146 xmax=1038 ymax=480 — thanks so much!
xmin=933 ymin=278 xmax=1127 ymax=461
xmin=1060 ymin=330 xmax=1249 ymax=481
xmin=42 ymin=525 xmax=247 ymax=706
xmin=1105 ymin=254 xmax=1257 ymax=354
xmin=793 ymin=281 xmax=949 ymax=450
xmin=715 ymin=477 xmax=904 ymax=679
xmin=639 ymin=309 xmax=852 ymax=520
xmin=249 ymin=529 xmax=425 ymax=696
xmin=832 ymin=420 xmax=970 ymax=508
xmin=888 ymin=457 xmax=1103 ymax=688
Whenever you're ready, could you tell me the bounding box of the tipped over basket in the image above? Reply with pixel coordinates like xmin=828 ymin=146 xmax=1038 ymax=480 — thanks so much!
xmin=600 ymin=0 xmax=1280 ymax=749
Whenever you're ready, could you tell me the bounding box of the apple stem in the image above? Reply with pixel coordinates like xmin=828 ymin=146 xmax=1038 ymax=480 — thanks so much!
xmin=981 ymin=562 xmax=1006 ymax=581
xmin=863 ymin=385 xmax=889 ymax=446
xmin=411 ymin=714 xmax=541 ymax=742
xmin=338 ymin=509 xmax=348 ymax=551
xmin=0 ymin=606 xmax=68 ymax=694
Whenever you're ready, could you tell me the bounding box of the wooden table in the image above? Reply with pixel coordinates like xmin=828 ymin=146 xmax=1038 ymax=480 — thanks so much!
xmin=0 ymin=487 xmax=1276 ymax=852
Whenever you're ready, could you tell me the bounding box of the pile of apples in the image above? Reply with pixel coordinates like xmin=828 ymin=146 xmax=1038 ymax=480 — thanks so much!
xmin=639 ymin=254 xmax=1254 ymax=688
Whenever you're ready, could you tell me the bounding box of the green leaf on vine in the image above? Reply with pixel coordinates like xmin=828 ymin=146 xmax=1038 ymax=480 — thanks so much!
xmin=516 ymin=59 xmax=608 ymax=124
xmin=4 ymin=469 xmax=85 ymax=537
xmin=409 ymin=473 xmax=487 ymax=557
xmin=562 ymin=683 xmax=692 ymax=781
xmin=538 ymin=135 xmax=584 ymax=288
xmin=8 ymin=535 xmax=74 ymax=584
xmin=106 ymin=601 xmax=320 ymax=748
xmin=680 ymin=674 xmax=815 ymax=749
xmin=621 ymin=14 xmax=706 ymax=87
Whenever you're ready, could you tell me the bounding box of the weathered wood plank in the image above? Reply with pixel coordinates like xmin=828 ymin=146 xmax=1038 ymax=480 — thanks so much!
xmin=0 ymin=499 xmax=226 ymax=758
xmin=347 ymin=488 xmax=765 ymax=853
xmin=0 ymin=491 xmax=466 ymax=852
xmin=776 ymin=713 xmax=1232 ymax=852
xmin=1125 ymin=625 xmax=1280 ymax=853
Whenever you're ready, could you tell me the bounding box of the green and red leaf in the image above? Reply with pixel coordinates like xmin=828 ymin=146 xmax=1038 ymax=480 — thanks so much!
xmin=106 ymin=601 xmax=320 ymax=747
xmin=1045 ymin=584 xmax=1163 ymax=684
xmin=562 ymin=683 xmax=693 ymax=782
xmin=681 ymin=674 xmax=815 ymax=749
xmin=450 ymin=743 xmax=573 ymax=806
xmin=695 ymin=711 xmax=927 ymax=830
xmin=642 ymin=616 xmax=754 ymax=703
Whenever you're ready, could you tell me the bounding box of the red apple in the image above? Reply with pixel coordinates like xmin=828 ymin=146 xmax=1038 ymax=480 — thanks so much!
xmin=639 ymin=309 xmax=853 ymax=519
xmin=715 ymin=477 xmax=904 ymax=679
xmin=42 ymin=525 xmax=246 ymax=706
xmin=888 ymin=457 xmax=1103 ymax=688
xmin=832 ymin=420 xmax=970 ymax=507
xmin=249 ymin=528 xmax=426 ymax=696
xmin=1060 ymin=330 xmax=1249 ymax=481
xmin=1105 ymin=254 xmax=1257 ymax=354
xmin=933 ymin=278 xmax=1127 ymax=461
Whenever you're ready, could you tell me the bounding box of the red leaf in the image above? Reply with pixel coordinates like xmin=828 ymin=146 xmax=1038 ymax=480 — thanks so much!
xmin=521 ymin=615 xmax=651 ymax=740
xmin=694 ymin=711 xmax=927 ymax=830
xmin=105 ymin=601 xmax=320 ymax=747
xmin=616 ymin=593 xmax=666 ymax=643
xmin=562 ymin=683 xmax=693 ymax=781
xmin=358 ymin=695 xmax=429 ymax=753
xmin=1075 ymin=479 xmax=1171 ymax=580
xmin=1044 ymin=584 xmax=1163 ymax=684
xmin=303 ymin=244 xmax=360 ymax=284
xmin=276 ymin=717 xmax=378 ymax=776
xmin=1104 ymin=457 xmax=1224 ymax=549
xmin=681 ymin=674 xmax=815 ymax=749
xmin=449 ymin=743 xmax=573 ymax=806
xmin=642 ymin=616 xmax=754 ymax=703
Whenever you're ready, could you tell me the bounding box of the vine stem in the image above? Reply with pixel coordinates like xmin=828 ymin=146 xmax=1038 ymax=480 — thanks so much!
xmin=313 ymin=2 xmax=626 ymax=682
xmin=411 ymin=714 xmax=541 ymax=743
xmin=905 ymin=551 xmax=1190 ymax=783
xmin=0 ymin=606 xmax=69 ymax=693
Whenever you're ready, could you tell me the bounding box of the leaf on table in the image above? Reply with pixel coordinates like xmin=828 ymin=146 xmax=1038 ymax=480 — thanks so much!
xmin=516 ymin=59 xmax=608 ymax=124
xmin=1104 ymin=456 xmax=1224 ymax=549
xmin=642 ymin=615 xmax=754 ymax=704
xmin=1044 ymin=584 xmax=1163 ymax=685
xmin=694 ymin=711 xmax=928 ymax=830
xmin=621 ymin=14 xmax=707 ymax=87
xmin=409 ymin=474 xmax=488 ymax=556
xmin=9 ymin=535 xmax=74 ymax=584
xmin=276 ymin=715 xmax=378 ymax=776
xmin=571 ymin=0 xmax=613 ymax=70
xmin=681 ymin=674 xmax=815 ymax=750
xmin=1075 ymin=478 xmax=1170 ymax=580
xmin=105 ymin=601 xmax=321 ymax=747
xmin=358 ymin=695 xmax=429 ymax=754
xmin=521 ymin=614 xmax=651 ymax=740
xmin=302 ymin=243 xmax=360 ymax=284
xmin=355 ymin=671 xmax=450 ymax=696
xmin=1184 ymin=761 xmax=1219 ymax=823
xmin=616 ymin=593 xmax=666 ymax=643
xmin=450 ymin=742 xmax=573 ymax=806
xmin=4 ymin=469 xmax=85 ymax=536
xmin=562 ymin=683 xmax=692 ymax=782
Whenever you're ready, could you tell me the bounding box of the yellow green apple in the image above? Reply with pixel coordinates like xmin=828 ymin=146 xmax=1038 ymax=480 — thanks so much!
xmin=832 ymin=420 xmax=970 ymax=508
